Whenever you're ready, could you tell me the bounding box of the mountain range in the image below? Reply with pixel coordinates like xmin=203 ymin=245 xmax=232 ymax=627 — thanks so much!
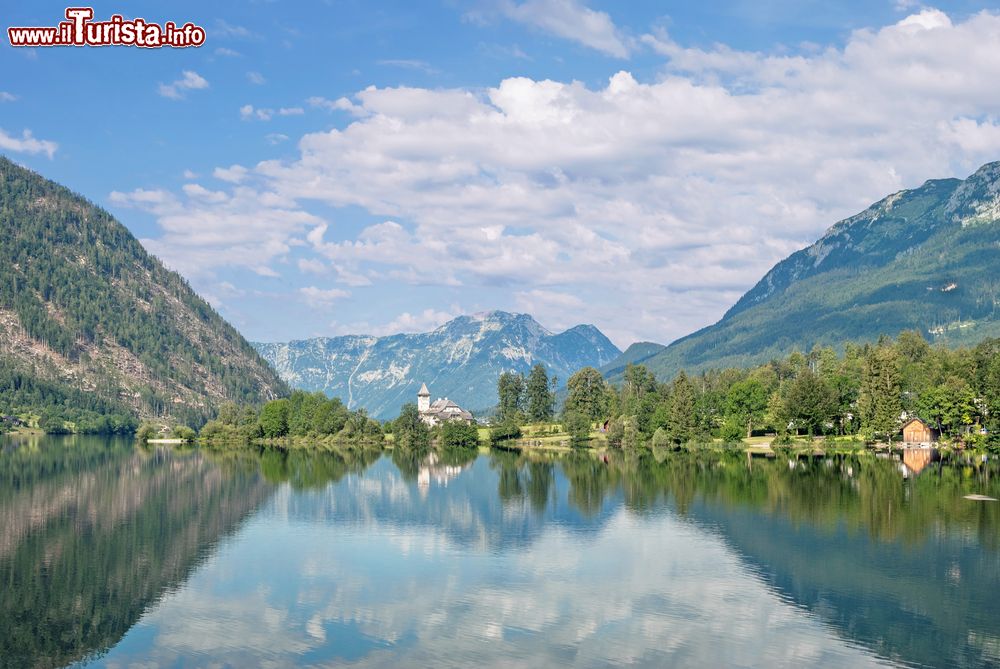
xmin=0 ymin=156 xmax=288 ymax=425
xmin=621 ymin=160 xmax=1000 ymax=380
xmin=4 ymin=154 xmax=1000 ymax=425
xmin=254 ymin=312 xmax=620 ymax=419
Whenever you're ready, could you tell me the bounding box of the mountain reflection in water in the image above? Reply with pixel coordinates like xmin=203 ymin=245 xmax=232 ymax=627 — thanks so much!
xmin=2 ymin=437 xmax=998 ymax=668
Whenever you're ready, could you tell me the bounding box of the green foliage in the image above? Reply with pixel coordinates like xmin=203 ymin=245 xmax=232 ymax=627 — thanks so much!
xmin=783 ymin=369 xmax=837 ymax=435
xmin=259 ymin=399 xmax=290 ymax=438
xmin=490 ymin=419 xmax=523 ymax=446
xmin=497 ymin=371 xmax=526 ymax=423
xmin=337 ymin=409 xmax=383 ymax=442
xmin=135 ymin=422 xmax=157 ymax=442
xmin=858 ymin=342 xmax=903 ymax=441
xmin=650 ymin=427 xmax=671 ymax=450
xmin=564 ymin=367 xmax=610 ymax=421
xmin=726 ymin=378 xmax=768 ymax=438
xmin=394 ymin=403 xmax=430 ymax=449
xmin=0 ymin=360 xmax=137 ymax=434
xmin=525 ymin=364 xmax=555 ymax=422
xmin=719 ymin=419 xmax=745 ymax=444
xmin=172 ymin=425 xmax=196 ymax=442
xmin=38 ymin=410 xmax=70 ymax=435
xmin=0 ymin=156 xmax=288 ymax=426
xmin=202 ymin=390 xmax=380 ymax=444
xmin=440 ymin=421 xmax=480 ymax=449
xmin=562 ymin=410 xmax=591 ymax=447
xmin=666 ymin=371 xmax=696 ymax=444
xmin=606 ymin=416 xmax=625 ymax=448
xmin=598 ymin=331 xmax=998 ymax=446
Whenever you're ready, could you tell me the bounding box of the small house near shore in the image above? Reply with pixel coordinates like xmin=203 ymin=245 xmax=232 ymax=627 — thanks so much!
xmin=902 ymin=418 xmax=939 ymax=445
xmin=417 ymin=383 xmax=474 ymax=427
xmin=1 ymin=415 xmax=24 ymax=427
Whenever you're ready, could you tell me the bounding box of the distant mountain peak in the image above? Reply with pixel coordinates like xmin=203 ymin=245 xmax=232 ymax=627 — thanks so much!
xmin=255 ymin=311 xmax=619 ymax=418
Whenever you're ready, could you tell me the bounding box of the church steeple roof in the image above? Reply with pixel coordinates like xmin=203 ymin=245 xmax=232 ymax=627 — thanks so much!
xmin=418 ymin=382 xmax=430 ymax=396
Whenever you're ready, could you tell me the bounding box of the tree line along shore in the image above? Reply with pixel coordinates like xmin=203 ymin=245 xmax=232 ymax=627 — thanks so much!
xmin=111 ymin=330 xmax=1000 ymax=455
xmin=7 ymin=330 xmax=998 ymax=454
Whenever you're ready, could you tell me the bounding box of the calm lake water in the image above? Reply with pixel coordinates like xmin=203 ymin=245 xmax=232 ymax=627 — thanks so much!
xmin=2 ymin=436 xmax=999 ymax=668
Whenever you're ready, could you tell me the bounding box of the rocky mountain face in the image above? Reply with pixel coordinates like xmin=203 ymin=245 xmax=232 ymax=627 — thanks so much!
xmin=637 ymin=160 xmax=1000 ymax=379
xmin=0 ymin=156 xmax=289 ymax=424
xmin=255 ymin=311 xmax=620 ymax=418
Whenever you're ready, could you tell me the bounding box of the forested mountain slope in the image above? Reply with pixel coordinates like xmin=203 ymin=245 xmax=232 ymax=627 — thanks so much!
xmin=0 ymin=156 xmax=288 ymax=426
xmin=640 ymin=161 xmax=1000 ymax=379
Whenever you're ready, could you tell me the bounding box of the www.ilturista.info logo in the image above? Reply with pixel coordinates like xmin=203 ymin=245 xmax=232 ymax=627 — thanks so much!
xmin=8 ymin=8 xmax=206 ymax=48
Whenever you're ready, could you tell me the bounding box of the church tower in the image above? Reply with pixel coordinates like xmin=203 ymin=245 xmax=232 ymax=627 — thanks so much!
xmin=417 ymin=382 xmax=430 ymax=413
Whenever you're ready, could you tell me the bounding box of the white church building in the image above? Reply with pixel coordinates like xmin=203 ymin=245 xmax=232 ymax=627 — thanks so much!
xmin=417 ymin=383 xmax=474 ymax=427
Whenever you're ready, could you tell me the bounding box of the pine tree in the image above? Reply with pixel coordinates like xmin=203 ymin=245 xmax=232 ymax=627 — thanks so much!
xmin=858 ymin=343 xmax=902 ymax=441
xmin=667 ymin=371 xmax=696 ymax=444
xmin=525 ymin=364 xmax=555 ymax=423
xmin=497 ymin=372 xmax=526 ymax=423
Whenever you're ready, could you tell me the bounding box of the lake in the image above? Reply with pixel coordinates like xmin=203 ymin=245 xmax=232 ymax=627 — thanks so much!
xmin=2 ymin=435 xmax=999 ymax=668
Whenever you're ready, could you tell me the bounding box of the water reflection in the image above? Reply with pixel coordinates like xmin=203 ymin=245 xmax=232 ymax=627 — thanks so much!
xmin=2 ymin=437 xmax=999 ymax=668
xmin=0 ymin=435 xmax=272 ymax=668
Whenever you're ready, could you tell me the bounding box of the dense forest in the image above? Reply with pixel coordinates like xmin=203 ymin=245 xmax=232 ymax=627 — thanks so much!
xmin=196 ymin=391 xmax=384 ymax=445
xmin=0 ymin=156 xmax=288 ymax=429
xmin=560 ymin=331 xmax=1000 ymax=449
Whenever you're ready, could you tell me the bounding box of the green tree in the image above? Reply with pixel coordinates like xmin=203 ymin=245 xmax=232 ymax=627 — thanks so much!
xmin=667 ymin=371 xmax=696 ymax=444
xmin=916 ymin=380 xmax=979 ymax=438
xmin=525 ymin=364 xmax=555 ymax=423
xmin=858 ymin=343 xmax=903 ymax=441
xmin=621 ymin=364 xmax=657 ymax=413
xmin=783 ymin=369 xmax=836 ymax=435
xmin=564 ymin=367 xmax=609 ymax=421
xmin=490 ymin=418 xmax=523 ymax=445
xmin=440 ymin=420 xmax=479 ymax=449
xmin=312 ymin=397 xmax=349 ymax=435
xmin=259 ymin=399 xmax=290 ymax=438
xmin=497 ymin=371 xmax=526 ymax=423
xmin=726 ymin=378 xmax=768 ymax=439
xmin=562 ymin=410 xmax=591 ymax=447
xmin=394 ymin=403 xmax=431 ymax=449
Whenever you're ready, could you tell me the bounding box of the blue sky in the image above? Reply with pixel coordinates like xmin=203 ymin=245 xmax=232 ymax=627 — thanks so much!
xmin=3 ymin=1 xmax=1000 ymax=347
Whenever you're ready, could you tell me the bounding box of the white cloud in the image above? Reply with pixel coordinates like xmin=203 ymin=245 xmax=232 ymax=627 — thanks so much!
xmin=111 ymin=181 xmax=322 ymax=279
xmin=0 ymin=92 xmax=17 ymax=102
xmin=380 ymin=309 xmax=458 ymax=334
xmin=213 ymin=165 xmax=249 ymax=183
xmin=297 ymin=258 xmax=327 ymax=274
xmin=481 ymin=0 xmax=631 ymax=58
xmin=0 ymin=128 xmax=57 ymax=158
xmin=299 ymin=286 xmax=351 ymax=307
xmin=215 ymin=20 xmax=255 ymax=39
xmin=331 ymin=308 xmax=459 ymax=337
xmin=241 ymin=104 xmax=304 ymax=121
xmin=135 ymin=9 xmax=1000 ymax=345
xmin=182 ymin=183 xmax=228 ymax=203
xmin=158 ymin=70 xmax=209 ymax=100
xmin=240 ymin=104 xmax=268 ymax=121
xmin=266 ymin=133 xmax=289 ymax=145
xmin=894 ymin=0 xmax=923 ymax=12
xmin=214 ymin=47 xmax=241 ymax=57
xmin=182 ymin=169 xmax=199 ymax=180
xmin=377 ymin=59 xmax=439 ymax=74
xmin=247 ymin=71 xmax=266 ymax=85
xmin=307 ymin=95 xmax=368 ymax=117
